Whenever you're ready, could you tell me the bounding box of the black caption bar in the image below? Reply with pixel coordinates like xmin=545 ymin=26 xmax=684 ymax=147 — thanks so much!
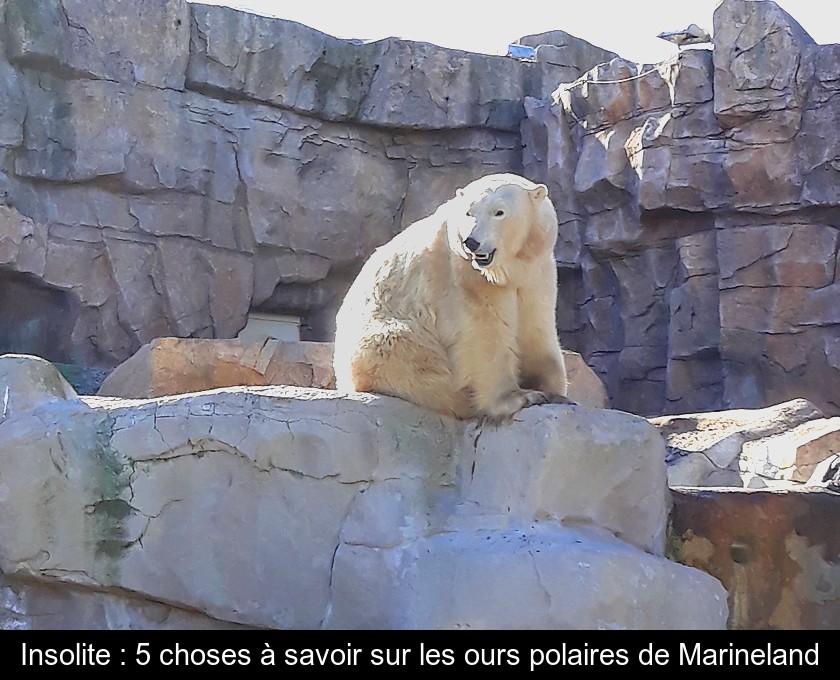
xmin=2 ymin=631 xmax=829 ymax=672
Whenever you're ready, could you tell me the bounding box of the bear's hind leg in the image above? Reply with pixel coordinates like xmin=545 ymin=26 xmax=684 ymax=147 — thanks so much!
xmin=350 ymin=324 xmax=469 ymax=418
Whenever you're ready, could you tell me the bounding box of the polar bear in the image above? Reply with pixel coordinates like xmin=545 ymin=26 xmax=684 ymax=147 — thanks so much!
xmin=333 ymin=173 xmax=571 ymax=423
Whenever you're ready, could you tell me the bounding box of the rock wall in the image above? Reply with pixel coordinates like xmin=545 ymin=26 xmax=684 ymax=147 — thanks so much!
xmin=523 ymin=0 xmax=840 ymax=416
xmin=1 ymin=0 xmax=838 ymax=419
xmin=0 ymin=0 xmax=613 ymax=370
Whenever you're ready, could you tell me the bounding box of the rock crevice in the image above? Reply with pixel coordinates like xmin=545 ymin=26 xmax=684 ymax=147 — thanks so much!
xmin=0 ymin=354 xmax=727 ymax=629
xmin=524 ymin=0 xmax=840 ymax=415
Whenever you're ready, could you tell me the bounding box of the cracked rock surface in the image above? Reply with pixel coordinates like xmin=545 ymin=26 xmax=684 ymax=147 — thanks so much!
xmin=0 ymin=354 xmax=727 ymax=629
xmin=523 ymin=0 xmax=840 ymax=417
xmin=652 ymin=398 xmax=840 ymax=487
xmin=1 ymin=0 xmax=836 ymax=420
xmin=0 ymin=0 xmax=612 ymax=371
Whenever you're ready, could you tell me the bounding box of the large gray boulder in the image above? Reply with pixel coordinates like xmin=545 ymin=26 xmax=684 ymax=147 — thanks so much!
xmin=0 ymin=354 xmax=727 ymax=629
xmin=650 ymin=398 xmax=838 ymax=487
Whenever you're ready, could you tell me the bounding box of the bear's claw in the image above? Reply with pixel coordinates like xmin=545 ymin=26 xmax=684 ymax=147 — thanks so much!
xmin=545 ymin=393 xmax=576 ymax=406
xmin=476 ymin=389 xmax=547 ymax=426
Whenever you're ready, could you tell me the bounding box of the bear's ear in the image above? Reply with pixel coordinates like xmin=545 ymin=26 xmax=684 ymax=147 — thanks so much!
xmin=457 ymin=188 xmax=466 ymax=199
xmin=530 ymin=184 xmax=548 ymax=201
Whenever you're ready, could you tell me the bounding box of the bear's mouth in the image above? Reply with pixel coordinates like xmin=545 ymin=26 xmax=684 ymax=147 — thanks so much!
xmin=472 ymin=250 xmax=496 ymax=267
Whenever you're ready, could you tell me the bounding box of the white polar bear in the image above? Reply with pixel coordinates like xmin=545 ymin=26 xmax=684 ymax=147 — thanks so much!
xmin=333 ymin=173 xmax=570 ymax=423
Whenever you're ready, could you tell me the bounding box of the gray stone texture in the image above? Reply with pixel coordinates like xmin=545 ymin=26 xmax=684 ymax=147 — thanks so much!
xmin=0 ymin=0 xmax=838 ymax=419
xmin=0 ymin=0 xmax=611 ymax=375
xmin=650 ymin=398 xmax=839 ymax=487
xmin=523 ymin=0 xmax=840 ymax=415
xmin=0 ymin=354 xmax=728 ymax=629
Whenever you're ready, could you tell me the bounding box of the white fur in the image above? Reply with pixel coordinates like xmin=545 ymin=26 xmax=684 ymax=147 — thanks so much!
xmin=333 ymin=173 xmax=569 ymax=423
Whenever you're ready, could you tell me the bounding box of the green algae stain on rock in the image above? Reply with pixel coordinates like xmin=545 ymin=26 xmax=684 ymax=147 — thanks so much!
xmin=84 ymin=413 xmax=135 ymax=582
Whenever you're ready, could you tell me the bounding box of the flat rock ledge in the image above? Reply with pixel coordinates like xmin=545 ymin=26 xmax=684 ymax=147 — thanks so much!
xmin=0 ymin=354 xmax=726 ymax=629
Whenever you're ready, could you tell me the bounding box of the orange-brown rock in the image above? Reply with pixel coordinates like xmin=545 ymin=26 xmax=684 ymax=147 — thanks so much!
xmin=97 ymin=338 xmax=607 ymax=409
xmin=669 ymin=486 xmax=840 ymax=629
xmin=97 ymin=337 xmax=334 ymax=398
xmin=563 ymin=350 xmax=609 ymax=409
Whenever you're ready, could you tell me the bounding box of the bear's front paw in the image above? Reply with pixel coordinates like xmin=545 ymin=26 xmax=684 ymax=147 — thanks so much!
xmin=477 ymin=389 xmax=547 ymax=426
xmin=545 ymin=393 xmax=576 ymax=406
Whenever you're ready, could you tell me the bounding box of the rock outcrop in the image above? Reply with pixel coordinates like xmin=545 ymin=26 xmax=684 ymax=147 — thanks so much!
xmin=0 ymin=0 xmax=837 ymax=419
xmin=97 ymin=336 xmax=336 ymax=397
xmin=0 ymin=354 xmax=727 ymax=629
xmin=652 ymin=398 xmax=840 ymax=487
xmin=0 ymin=0 xmax=612 ymax=370
xmin=523 ymin=0 xmax=840 ymax=417
xmin=5 ymin=0 xmax=840 ymax=632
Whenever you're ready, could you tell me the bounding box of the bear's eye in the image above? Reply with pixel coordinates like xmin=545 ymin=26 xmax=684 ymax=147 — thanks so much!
xmin=494 ymin=209 xmax=505 ymax=217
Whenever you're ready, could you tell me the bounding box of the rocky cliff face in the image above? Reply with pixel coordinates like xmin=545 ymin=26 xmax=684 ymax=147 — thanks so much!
xmin=0 ymin=0 xmax=838 ymax=419
xmin=523 ymin=0 xmax=840 ymax=416
xmin=0 ymin=0 xmax=613 ymax=369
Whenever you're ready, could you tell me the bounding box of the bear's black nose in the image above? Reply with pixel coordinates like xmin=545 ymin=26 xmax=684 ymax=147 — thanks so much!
xmin=463 ymin=237 xmax=480 ymax=253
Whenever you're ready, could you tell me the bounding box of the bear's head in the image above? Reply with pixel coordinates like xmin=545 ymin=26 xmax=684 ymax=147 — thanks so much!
xmin=447 ymin=174 xmax=558 ymax=286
